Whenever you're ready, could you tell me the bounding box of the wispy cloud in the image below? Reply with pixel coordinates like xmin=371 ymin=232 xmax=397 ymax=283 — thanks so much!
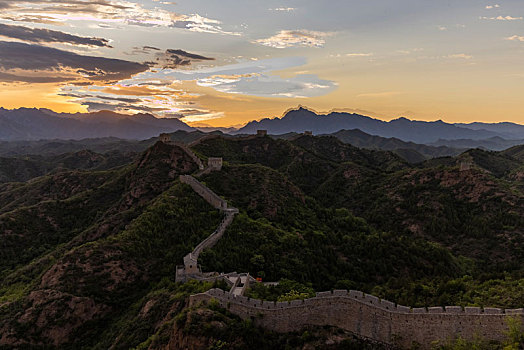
xmin=0 ymin=0 xmax=240 ymax=35
xmin=329 ymin=53 xmax=373 ymax=59
xmin=446 ymin=53 xmax=473 ymax=59
xmin=268 ymin=7 xmax=296 ymax=12
xmin=480 ymin=15 xmax=522 ymax=21
xmin=58 ymin=56 xmax=337 ymax=121
xmin=506 ymin=35 xmax=524 ymax=41
xmin=396 ymin=48 xmax=424 ymax=55
xmin=345 ymin=53 xmax=373 ymax=57
xmin=60 ymin=83 xmax=201 ymax=116
xmin=485 ymin=4 xmax=501 ymax=9
xmin=0 ymin=23 xmax=111 ymax=47
xmin=254 ymin=30 xmax=332 ymax=49
xmin=120 ymin=57 xmax=337 ymax=99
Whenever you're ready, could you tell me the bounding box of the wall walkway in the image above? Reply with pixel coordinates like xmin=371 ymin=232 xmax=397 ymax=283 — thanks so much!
xmin=190 ymin=288 xmax=523 ymax=349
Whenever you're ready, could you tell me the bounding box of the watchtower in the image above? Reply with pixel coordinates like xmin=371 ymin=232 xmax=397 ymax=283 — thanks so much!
xmin=304 ymin=131 xmax=313 ymax=136
xmin=159 ymin=133 xmax=171 ymax=143
xmin=459 ymin=161 xmax=472 ymax=172
xmin=208 ymin=157 xmax=223 ymax=170
xmin=257 ymin=130 xmax=267 ymax=137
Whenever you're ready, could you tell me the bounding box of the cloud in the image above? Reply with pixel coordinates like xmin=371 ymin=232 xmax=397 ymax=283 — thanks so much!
xmin=0 ymin=70 xmax=76 ymax=83
xmin=59 ymin=83 xmax=223 ymax=121
xmin=437 ymin=26 xmax=447 ymax=31
xmin=254 ymin=30 xmax=331 ymax=48
xmin=329 ymin=53 xmax=373 ymax=59
xmin=156 ymin=49 xmax=214 ymax=68
xmin=345 ymin=53 xmax=373 ymax=57
xmin=0 ymin=40 xmax=147 ymax=83
xmin=485 ymin=4 xmax=500 ymax=9
xmin=446 ymin=53 xmax=473 ymax=59
xmin=268 ymin=7 xmax=296 ymax=12
xmin=0 ymin=23 xmax=111 ymax=47
xmin=506 ymin=35 xmax=524 ymax=41
xmin=126 ymin=46 xmax=215 ymax=69
xmin=0 ymin=0 xmax=240 ymax=35
xmin=480 ymin=15 xmax=522 ymax=20
xmin=396 ymin=48 xmax=424 ymax=55
xmin=120 ymin=57 xmax=337 ymax=99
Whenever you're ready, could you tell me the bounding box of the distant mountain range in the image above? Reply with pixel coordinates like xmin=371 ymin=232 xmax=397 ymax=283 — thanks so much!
xmin=236 ymin=107 xmax=524 ymax=144
xmin=430 ymin=137 xmax=524 ymax=151
xmin=0 ymin=108 xmax=193 ymax=141
xmin=327 ymin=129 xmax=463 ymax=163
xmin=2 ymin=107 xmax=524 ymax=152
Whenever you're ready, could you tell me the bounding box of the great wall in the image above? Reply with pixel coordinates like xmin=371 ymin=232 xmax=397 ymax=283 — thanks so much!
xmin=190 ymin=288 xmax=523 ymax=349
xmin=159 ymin=133 xmax=524 ymax=349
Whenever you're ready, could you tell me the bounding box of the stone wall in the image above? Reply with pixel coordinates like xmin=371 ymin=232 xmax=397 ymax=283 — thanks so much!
xmin=173 ymin=142 xmax=204 ymax=170
xmin=180 ymin=175 xmax=227 ymax=210
xmin=191 ymin=212 xmax=235 ymax=259
xmin=190 ymin=289 xmax=523 ymax=349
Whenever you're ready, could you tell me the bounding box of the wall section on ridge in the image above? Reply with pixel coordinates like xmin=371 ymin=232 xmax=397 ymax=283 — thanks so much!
xmin=190 ymin=289 xmax=522 ymax=349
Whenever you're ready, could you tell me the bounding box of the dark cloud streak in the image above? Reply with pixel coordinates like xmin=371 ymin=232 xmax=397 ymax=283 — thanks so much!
xmin=0 ymin=41 xmax=147 ymax=83
xmin=153 ymin=48 xmax=214 ymax=68
xmin=0 ymin=71 xmax=75 ymax=83
xmin=0 ymin=23 xmax=112 ymax=47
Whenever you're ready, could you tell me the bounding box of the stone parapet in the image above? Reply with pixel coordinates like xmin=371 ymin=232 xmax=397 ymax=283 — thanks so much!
xmin=189 ymin=288 xmax=523 ymax=349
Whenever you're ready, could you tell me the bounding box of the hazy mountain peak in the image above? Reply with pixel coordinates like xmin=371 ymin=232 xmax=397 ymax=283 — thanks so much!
xmin=0 ymin=108 xmax=194 ymax=141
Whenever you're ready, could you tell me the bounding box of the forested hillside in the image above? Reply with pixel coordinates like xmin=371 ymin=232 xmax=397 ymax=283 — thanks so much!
xmin=0 ymin=134 xmax=523 ymax=349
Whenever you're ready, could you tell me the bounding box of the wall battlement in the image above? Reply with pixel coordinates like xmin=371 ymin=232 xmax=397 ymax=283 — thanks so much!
xmin=177 ymin=174 xmax=238 ymax=283
xmin=190 ymin=288 xmax=523 ymax=349
xmin=173 ymin=142 xmax=204 ymax=170
xmin=180 ymin=175 xmax=228 ymax=210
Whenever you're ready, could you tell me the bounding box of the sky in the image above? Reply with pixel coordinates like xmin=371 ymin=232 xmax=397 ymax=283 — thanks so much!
xmin=0 ymin=0 xmax=524 ymax=126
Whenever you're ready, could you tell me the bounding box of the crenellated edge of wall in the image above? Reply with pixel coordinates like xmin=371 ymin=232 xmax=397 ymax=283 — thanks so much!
xmin=190 ymin=288 xmax=523 ymax=316
xmin=180 ymin=175 xmax=228 ymax=210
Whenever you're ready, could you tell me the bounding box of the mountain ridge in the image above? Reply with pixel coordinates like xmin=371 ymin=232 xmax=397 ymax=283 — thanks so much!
xmin=236 ymin=107 xmax=524 ymax=143
xmin=0 ymin=107 xmax=194 ymax=141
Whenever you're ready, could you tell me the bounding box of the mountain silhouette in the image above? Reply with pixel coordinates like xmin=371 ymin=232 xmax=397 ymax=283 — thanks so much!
xmin=236 ymin=107 xmax=520 ymax=143
xmin=0 ymin=108 xmax=194 ymax=141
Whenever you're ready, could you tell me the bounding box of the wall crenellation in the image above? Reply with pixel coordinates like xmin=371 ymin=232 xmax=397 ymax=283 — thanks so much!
xmin=193 ymin=287 xmax=524 ymax=315
xmin=190 ymin=288 xmax=524 ymax=349
xmin=180 ymin=175 xmax=229 ymax=210
xmin=177 ymin=172 xmax=239 ymax=282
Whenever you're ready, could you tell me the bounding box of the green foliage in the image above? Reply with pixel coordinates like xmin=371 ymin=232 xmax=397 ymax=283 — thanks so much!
xmin=0 ymin=134 xmax=523 ymax=348
xmin=504 ymin=317 xmax=524 ymax=349
xmin=247 ymin=279 xmax=315 ymax=301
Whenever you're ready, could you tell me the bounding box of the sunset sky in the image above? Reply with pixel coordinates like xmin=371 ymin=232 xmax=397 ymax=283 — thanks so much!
xmin=0 ymin=0 xmax=524 ymax=126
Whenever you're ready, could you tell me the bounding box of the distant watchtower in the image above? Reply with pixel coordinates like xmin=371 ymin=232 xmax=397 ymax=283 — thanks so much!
xmin=159 ymin=133 xmax=171 ymax=143
xmin=459 ymin=161 xmax=472 ymax=172
xmin=304 ymin=131 xmax=313 ymax=136
xmin=257 ymin=130 xmax=267 ymax=137
xmin=208 ymin=157 xmax=223 ymax=170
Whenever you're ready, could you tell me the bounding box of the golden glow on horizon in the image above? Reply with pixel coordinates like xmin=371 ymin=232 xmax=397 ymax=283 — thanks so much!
xmin=1 ymin=76 xmax=524 ymax=127
xmin=0 ymin=83 xmax=87 ymax=113
xmin=1 ymin=1 xmax=524 ymax=126
xmin=2 ymin=50 xmax=524 ymax=126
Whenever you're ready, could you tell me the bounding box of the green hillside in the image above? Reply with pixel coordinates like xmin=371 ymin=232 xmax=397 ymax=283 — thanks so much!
xmin=0 ymin=135 xmax=523 ymax=349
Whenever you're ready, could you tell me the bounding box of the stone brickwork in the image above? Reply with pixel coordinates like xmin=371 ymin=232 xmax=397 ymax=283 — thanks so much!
xmin=190 ymin=289 xmax=523 ymax=349
xmin=173 ymin=142 xmax=204 ymax=170
xmin=207 ymin=157 xmax=223 ymax=170
xmin=190 ymin=212 xmax=236 ymax=261
xmin=177 ymin=174 xmax=239 ymax=282
xmin=180 ymin=175 xmax=228 ymax=210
